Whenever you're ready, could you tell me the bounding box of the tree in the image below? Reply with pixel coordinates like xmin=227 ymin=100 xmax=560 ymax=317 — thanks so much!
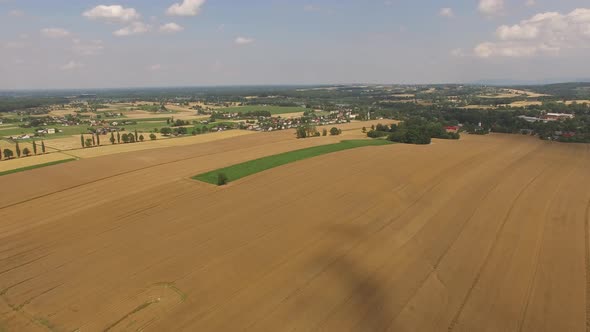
xmin=110 ymin=132 xmax=115 ymax=144
xmin=96 ymin=133 xmax=100 ymax=146
xmin=160 ymin=127 xmax=172 ymax=136
xmin=149 ymin=133 xmax=157 ymax=140
xmin=139 ymin=134 xmax=145 ymax=142
xmin=330 ymin=127 xmax=341 ymax=136
xmin=92 ymin=135 xmax=96 ymax=146
xmin=3 ymin=149 xmax=14 ymax=159
xmin=15 ymin=141 xmax=21 ymax=158
xmin=32 ymin=141 xmax=37 ymax=155
xmin=322 ymin=128 xmax=328 ymax=136
xmin=296 ymin=126 xmax=307 ymax=139
xmin=217 ymin=173 xmax=228 ymax=186
xmin=362 ymin=126 xmax=367 ymax=133
xmin=85 ymin=138 xmax=93 ymax=148
xmin=117 ymin=131 xmax=121 ymax=144
xmin=22 ymin=147 xmax=31 ymax=157
xmin=134 ymin=129 xmax=138 ymax=142
xmin=80 ymin=134 xmax=85 ymax=148
xmin=41 ymin=141 xmax=46 ymax=154
xmin=121 ymin=133 xmax=130 ymax=143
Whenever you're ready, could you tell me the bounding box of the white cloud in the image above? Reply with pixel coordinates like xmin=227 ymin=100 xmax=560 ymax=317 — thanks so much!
xmin=8 ymin=9 xmax=24 ymax=17
xmin=2 ymin=41 xmax=27 ymax=49
xmin=148 ymin=64 xmax=162 ymax=71
xmin=304 ymin=4 xmax=321 ymax=12
xmin=234 ymin=37 xmax=254 ymax=45
xmin=479 ymin=0 xmax=504 ymax=16
xmin=474 ymin=8 xmax=590 ymax=57
xmin=496 ymin=24 xmax=539 ymax=40
xmin=41 ymin=28 xmax=71 ymax=38
xmin=72 ymin=39 xmax=104 ymax=56
xmin=113 ymin=22 xmax=150 ymax=37
xmin=451 ymin=48 xmax=467 ymax=57
xmin=60 ymin=61 xmax=84 ymax=71
xmin=83 ymin=5 xmax=140 ymax=23
xmin=160 ymin=22 xmax=184 ymax=33
xmin=167 ymin=0 xmax=205 ymax=16
xmin=439 ymin=8 xmax=454 ymax=18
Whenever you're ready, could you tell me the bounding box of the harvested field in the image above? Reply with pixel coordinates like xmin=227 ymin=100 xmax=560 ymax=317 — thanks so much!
xmin=272 ymin=111 xmax=304 ymax=118
xmin=460 ymin=105 xmax=497 ymax=109
xmin=219 ymin=105 xmax=307 ymax=115
xmin=508 ymin=100 xmax=543 ymax=107
xmin=0 ymin=152 xmax=74 ymax=173
xmin=0 ymin=130 xmax=589 ymax=332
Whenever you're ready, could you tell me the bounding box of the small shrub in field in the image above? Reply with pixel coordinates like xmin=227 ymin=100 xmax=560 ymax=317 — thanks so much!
xmin=217 ymin=173 xmax=228 ymax=186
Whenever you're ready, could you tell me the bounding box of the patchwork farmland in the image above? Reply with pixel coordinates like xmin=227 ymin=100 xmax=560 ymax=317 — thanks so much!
xmin=0 ymin=127 xmax=589 ymax=331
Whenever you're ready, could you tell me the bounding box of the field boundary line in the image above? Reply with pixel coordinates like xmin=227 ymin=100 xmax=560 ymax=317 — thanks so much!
xmin=383 ymin=142 xmax=545 ymax=331
xmin=260 ymin=143 xmax=502 ymax=331
xmin=447 ymin=164 xmax=548 ymax=332
xmin=0 ymin=136 xmax=284 ymax=211
xmin=585 ymin=197 xmax=590 ymax=332
xmin=517 ymin=154 xmax=579 ymax=332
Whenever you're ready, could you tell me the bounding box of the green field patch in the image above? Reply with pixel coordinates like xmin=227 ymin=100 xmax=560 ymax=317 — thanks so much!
xmin=0 ymin=158 xmax=76 ymax=177
xmin=193 ymin=139 xmax=393 ymax=185
xmin=219 ymin=105 xmax=306 ymax=115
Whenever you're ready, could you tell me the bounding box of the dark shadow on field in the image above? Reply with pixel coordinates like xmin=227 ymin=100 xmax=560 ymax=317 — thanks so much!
xmin=304 ymin=223 xmax=393 ymax=332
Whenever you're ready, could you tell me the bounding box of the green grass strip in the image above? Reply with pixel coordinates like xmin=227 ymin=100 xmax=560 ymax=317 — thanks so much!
xmin=193 ymin=139 xmax=393 ymax=185
xmin=0 ymin=158 xmax=77 ymax=177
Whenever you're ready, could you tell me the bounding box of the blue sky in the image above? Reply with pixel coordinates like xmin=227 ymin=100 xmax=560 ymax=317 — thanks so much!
xmin=1 ymin=0 xmax=590 ymax=89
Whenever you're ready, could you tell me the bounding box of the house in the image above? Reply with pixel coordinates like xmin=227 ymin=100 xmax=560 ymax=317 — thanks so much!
xmin=445 ymin=126 xmax=459 ymax=133
xmin=544 ymin=113 xmax=575 ymax=121
xmin=47 ymin=128 xmax=56 ymax=134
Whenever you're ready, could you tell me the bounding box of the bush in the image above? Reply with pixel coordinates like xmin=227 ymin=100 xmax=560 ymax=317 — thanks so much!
xmin=295 ymin=126 xmax=307 ymax=139
xmin=3 ymin=149 xmax=14 ymax=159
xmin=367 ymin=130 xmax=388 ymax=138
xmin=322 ymin=128 xmax=328 ymax=136
xmin=217 ymin=173 xmax=228 ymax=186
xmin=160 ymin=127 xmax=172 ymax=136
xmin=149 ymin=133 xmax=157 ymax=140
xmin=330 ymin=127 xmax=341 ymax=136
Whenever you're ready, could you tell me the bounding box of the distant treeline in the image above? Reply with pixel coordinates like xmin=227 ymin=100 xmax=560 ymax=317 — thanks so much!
xmin=367 ymin=120 xmax=460 ymax=145
xmin=0 ymin=97 xmax=68 ymax=113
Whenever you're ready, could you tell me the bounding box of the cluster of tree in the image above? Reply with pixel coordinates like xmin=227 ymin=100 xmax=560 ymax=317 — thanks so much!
xmin=168 ymin=118 xmax=190 ymax=126
xmin=1 ymin=140 xmax=47 ymax=161
xmin=367 ymin=120 xmax=460 ymax=145
xmin=81 ymin=129 xmax=156 ymax=148
xmin=240 ymin=111 xmax=272 ymax=118
xmin=295 ymin=124 xmax=319 ymax=138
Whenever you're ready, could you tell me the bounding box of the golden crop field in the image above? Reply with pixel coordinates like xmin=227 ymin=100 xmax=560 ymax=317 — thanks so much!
xmin=0 ymin=130 xmax=588 ymax=331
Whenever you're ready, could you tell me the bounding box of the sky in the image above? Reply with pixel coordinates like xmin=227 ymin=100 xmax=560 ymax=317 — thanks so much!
xmin=1 ymin=0 xmax=590 ymax=89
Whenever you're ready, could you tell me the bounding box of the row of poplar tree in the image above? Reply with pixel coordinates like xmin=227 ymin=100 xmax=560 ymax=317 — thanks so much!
xmin=1 ymin=140 xmax=47 ymax=161
xmin=80 ymin=130 xmax=157 ymax=148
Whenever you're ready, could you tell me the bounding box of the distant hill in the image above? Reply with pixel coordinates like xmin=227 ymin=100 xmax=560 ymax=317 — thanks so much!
xmin=515 ymin=82 xmax=590 ymax=99
xmin=471 ymin=79 xmax=590 ymax=86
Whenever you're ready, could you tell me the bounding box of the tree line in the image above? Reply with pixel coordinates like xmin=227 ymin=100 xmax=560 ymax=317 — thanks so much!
xmin=80 ymin=130 xmax=157 ymax=148
xmin=367 ymin=120 xmax=460 ymax=145
xmin=1 ymin=140 xmax=47 ymax=161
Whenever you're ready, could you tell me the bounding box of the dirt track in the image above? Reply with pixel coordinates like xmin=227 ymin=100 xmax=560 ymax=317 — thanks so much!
xmin=0 ymin=131 xmax=589 ymax=331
